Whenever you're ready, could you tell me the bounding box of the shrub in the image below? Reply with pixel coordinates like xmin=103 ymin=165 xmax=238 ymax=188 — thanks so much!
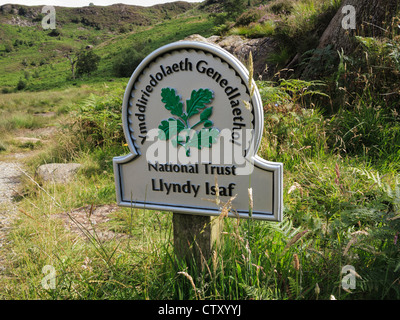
xmin=4 ymin=42 xmax=13 ymax=53
xmin=1 ymin=87 xmax=12 ymax=94
xmin=327 ymin=103 xmax=400 ymax=167
xmin=235 ymin=8 xmax=265 ymax=26
xmin=76 ymin=50 xmax=101 ymax=76
xmin=112 ymin=47 xmax=146 ymax=77
xmin=73 ymin=93 xmax=124 ymax=149
xmin=0 ymin=141 xmax=6 ymax=152
xmin=16 ymin=79 xmax=27 ymax=91
xmin=269 ymin=0 xmax=293 ymax=15
xmin=48 ymin=29 xmax=61 ymax=37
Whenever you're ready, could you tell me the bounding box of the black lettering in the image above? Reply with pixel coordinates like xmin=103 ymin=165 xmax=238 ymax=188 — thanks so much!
xmin=136 ymin=104 xmax=146 ymax=113
xmin=232 ymin=121 xmax=245 ymax=131
xmin=185 ymin=58 xmax=192 ymax=71
xmin=156 ymin=72 xmax=163 ymax=81
xmin=220 ymin=79 xmax=228 ymax=88
xmin=139 ymin=135 xmax=147 ymax=145
xmin=150 ymin=74 xmax=158 ymax=87
xmin=152 ymin=179 xmax=162 ymax=191
xmin=232 ymin=108 xmax=241 ymax=116
xmin=135 ymin=113 xmax=145 ymax=122
xmin=148 ymin=162 xmax=158 ymax=171
xmin=139 ymin=122 xmax=147 ymax=134
xmin=225 ymin=86 xmax=238 ymax=97
xmin=160 ymin=65 xmax=167 ymax=77
xmin=196 ymin=60 xmax=207 ymax=73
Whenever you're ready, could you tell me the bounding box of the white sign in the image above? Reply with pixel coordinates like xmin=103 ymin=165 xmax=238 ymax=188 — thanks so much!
xmin=113 ymin=41 xmax=283 ymax=221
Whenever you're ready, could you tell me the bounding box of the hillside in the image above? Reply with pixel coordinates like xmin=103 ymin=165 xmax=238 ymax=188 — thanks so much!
xmin=0 ymin=2 xmax=196 ymax=29
xmin=0 ymin=1 xmax=210 ymax=91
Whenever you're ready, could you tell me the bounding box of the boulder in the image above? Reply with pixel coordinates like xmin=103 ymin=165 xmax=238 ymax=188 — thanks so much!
xmin=185 ymin=34 xmax=278 ymax=80
xmin=14 ymin=137 xmax=41 ymax=144
xmin=36 ymin=163 xmax=82 ymax=183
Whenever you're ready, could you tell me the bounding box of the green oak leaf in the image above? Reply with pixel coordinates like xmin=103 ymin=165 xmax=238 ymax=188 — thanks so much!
xmin=204 ymin=120 xmax=213 ymax=127
xmin=186 ymin=89 xmax=214 ymax=119
xmin=186 ymin=128 xmax=220 ymax=150
xmin=158 ymin=118 xmax=185 ymax=140
xmin=158 ymin=88 xmax=219 ymax=156
xmin=200 ymin=107 xmax=213 ymax=121
xmin=161 ymin=88 xmax=183 ymax=117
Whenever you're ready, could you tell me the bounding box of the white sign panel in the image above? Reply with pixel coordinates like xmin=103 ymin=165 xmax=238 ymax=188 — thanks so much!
xmin=114 ymin=41 xmax=283 ymax=221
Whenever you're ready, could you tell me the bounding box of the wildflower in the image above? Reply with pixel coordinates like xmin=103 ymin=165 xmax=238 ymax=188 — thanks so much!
xmin=248 ymin=187 xmax=253 ymax=211
xmin=178 ymin=271 xmax=199 ymax=299
xmin=81 ymin=256 xmax=93 ymax=272
xmin=315 ymin=283 xmax=320 ymax=297
xmin=243 ymin=100 xmax=251 ymax=111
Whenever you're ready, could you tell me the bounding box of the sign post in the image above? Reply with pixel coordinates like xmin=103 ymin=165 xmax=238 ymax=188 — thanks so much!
xmin=114 ymin=41 xmax=283 ymax=268
xmin=173 ymin=213 xmax=223 ymax=270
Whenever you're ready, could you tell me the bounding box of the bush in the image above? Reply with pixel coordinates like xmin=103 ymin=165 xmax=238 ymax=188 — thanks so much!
xmin=269 ymin=0 xmax=293 ymax=15
xmin=76 ymin=50 xmax=101 ymax=76
xmin=1 ymin=87 xmax=12 ymax=94
xmin=73 ymin=93 xmax=124 ymax=149
xmin=235 ymin=8 xmax=265 ymax=26
xmin=16 ymin=79 xmax=27 ymax=91
xmin=0 ymin=141 xmax=6 ymax=152
xmin=48 ymin=29 xmax=61 ymax=37
xmin=328 ymin=103 xmax=400 ymax=166
xmin=4 ymin=42 xmax=13 ymax=53
xmin=112 ymin=47 xmax=146 ymax=77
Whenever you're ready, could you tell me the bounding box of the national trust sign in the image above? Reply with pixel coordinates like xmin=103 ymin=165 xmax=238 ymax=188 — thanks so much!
xmin=113 ymin=41 xmax=283 ymax=221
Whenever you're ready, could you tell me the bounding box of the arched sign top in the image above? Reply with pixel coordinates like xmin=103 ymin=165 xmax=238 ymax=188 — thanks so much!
xmin=114 ymin=40 xmax=283 ymax=221
xmin=122 ymin=40 xmax=263 ymax=158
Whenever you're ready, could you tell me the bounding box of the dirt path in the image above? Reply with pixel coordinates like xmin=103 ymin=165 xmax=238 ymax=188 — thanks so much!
xmin=0 ymin=158 xmax=24 ymax=272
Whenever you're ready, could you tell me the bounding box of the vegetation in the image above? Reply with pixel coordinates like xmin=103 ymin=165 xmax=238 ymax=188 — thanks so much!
xmin=0 ymin=0 xmax=399 ymax=301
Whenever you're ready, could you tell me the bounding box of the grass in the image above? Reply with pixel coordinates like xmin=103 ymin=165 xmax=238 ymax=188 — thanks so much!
xmin=1 ymin=69 xmax=399 ymax=300
xmin=0 ymin=14 xmax=213 ymax=92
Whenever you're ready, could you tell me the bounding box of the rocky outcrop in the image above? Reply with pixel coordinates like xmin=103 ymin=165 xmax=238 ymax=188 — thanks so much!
xmin=36 ymin=163 xmax=82 ymax=183
xmin=185 ymin=34 xmax=278 ymax=80
xmin=318 ymin=0 xmax=399 ymax=54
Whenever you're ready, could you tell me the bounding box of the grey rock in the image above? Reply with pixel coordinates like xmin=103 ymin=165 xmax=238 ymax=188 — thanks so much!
xmin=185 ymin=34 xmax=278 ymax=80
xmin=36 ymin=163 xmax=82 ymax=183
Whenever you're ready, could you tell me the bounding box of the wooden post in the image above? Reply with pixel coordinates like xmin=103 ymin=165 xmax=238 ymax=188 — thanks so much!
xmin=173 ymin=213 xmax=223 ymax=271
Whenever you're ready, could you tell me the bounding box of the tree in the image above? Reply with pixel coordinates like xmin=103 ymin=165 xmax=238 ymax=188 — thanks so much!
xmin=221 ymin=0 xmax=246 ymax=20
xmin=318 ymin=0 xmax=399 ymax=54
xmin=64 ymin=50 xmax=79 ymax=80
xmin=112 ymin=47 xmax=145 ymax=77
xmin=64 ymin=48 xmax=100 ymax=79
xmin=76 ymin=50 xmax=100 ymax=76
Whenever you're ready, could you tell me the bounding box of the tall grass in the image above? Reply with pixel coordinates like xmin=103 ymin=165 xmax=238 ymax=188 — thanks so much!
xmin=2 ymin=69 xmax=398 ymax=300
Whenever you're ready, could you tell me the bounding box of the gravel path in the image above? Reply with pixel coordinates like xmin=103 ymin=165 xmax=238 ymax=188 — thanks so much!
xmin=0 ymin=160 xmax=23 ymax=272
xmin=0 ymin=161 xmax=21 ymax=204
